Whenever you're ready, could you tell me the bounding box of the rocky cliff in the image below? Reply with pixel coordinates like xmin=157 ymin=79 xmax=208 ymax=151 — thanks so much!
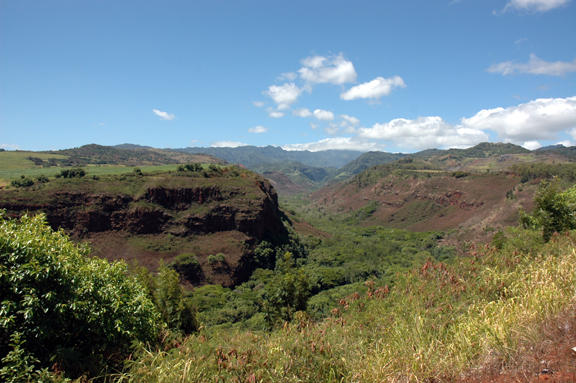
xmin=0 ymin=170 xmax=288 ymax=287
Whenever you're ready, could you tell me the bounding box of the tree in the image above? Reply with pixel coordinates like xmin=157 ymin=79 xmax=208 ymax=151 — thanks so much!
xmin=0 ymin=213 xmax=161 ymax=379
xmin=522 ymin=181 xmax=576 ymax=241
xmin=153 ymin=265 xmax=198 ymax=334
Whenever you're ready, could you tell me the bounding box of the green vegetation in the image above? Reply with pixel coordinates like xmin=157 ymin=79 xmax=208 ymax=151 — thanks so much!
xmin=4 ymin=144 xmax=576 ymax=381
xmin=0 ymin=213 xmax=161 ymax=380
xmin=352 ymin=158 xmax=440 ymax=188
xmin=171 ymin=253 xmax=204 ymax=283
xmin=56 ymin=167 xmax=86 ymax=178
xmin=115 ymin=227 xmax=576 ymax=382
xmin=520 ymin=181 xmax=576 ymax=241
xmin=511 ymin=162 xmax=576 ymax=183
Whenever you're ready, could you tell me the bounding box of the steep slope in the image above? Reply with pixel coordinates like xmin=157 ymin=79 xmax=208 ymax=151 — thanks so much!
xmin=332 ymin=151 xmax=405 ymax=180
xmin=178 ymin=145 xmax=363 ymax=169
xmin=0 ymin=167 xmax=287 ymax=287
xmin=43 ymin=144 xmax=221 ymax=166
xmin=312 ymin=167 xmax=539 ymax=241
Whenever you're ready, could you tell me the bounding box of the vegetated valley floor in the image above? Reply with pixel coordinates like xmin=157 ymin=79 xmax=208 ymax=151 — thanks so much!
xmin=3 ymin=143 xmax=576 ymax=382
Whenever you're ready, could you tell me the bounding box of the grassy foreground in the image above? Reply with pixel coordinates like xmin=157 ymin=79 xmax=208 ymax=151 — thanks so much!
xmin=111 ymin=229 xmax=576 ymax=382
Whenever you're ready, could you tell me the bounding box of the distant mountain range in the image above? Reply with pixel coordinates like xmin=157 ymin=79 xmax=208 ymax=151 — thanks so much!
xmin=175 ymin=145 xmax=364 ymax=169
xmin=4 ymin=141 xmax=573 ymax=195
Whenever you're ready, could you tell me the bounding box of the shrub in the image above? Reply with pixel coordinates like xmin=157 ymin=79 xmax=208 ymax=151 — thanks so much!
xmin=171 ymin=253 xmax=204 ymax=283
xmin=35 ymin=175 xmax=49 ymax=184
xmin=0 ymin=213 xmax=161 ymax=379
xmin=10 ymin=176 xmax=34 ymax=188
xmin=57 ymin=168 xmax=85 ymax=179
xmin=207 ymin=253 xmax=226 ymax=265
xmin=153 ymin=265 xmax=198 ymax=334
xmin=522 ymin=181 xmax=576 ymax=241
xmin=177 ymin=163 xmax=203 ymax=172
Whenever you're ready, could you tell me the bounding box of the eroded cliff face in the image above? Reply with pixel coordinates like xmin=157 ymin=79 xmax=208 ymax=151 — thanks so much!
xmin=0 ymin=172 xmax=288 ymax=287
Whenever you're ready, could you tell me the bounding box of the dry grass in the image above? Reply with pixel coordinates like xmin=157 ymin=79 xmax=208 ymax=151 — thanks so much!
xmin=106 ymin=229 xmax=576 ymax=382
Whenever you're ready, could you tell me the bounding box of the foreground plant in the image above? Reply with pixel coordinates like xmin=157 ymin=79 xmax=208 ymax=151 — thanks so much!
xmin=0 ymin=213 xmax=161 ymax=381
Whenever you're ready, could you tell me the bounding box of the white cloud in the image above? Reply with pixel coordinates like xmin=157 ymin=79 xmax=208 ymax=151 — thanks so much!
xmin=278 ymin=72 xmax=297 ymax=81
xmin=211 ymin=141 xmax=247 ymax=148
xmin=249 ymin=125 xmax=268 ymax=134
xmin=461 ymin=97 xmax=576 ymax=142
xmin=340 ymin=114 xmax=361 ymax=133
xmin=313 ymin=109 xmax=335 ymax=121
xmin=325 ymin=123 xmax=340 ymax=135
xmin=359 ymin=116 xmax=489 ymax=150
xmin=283 ymin=137 xmax=384 ymax=152
xmin=268 ymin=110 xmax=285 ymax=118
xmin=252 ymin=101 xmax=265 ymax=108
xmin=298 ymin=54 xmax=357 ymax=85
xmin=522 ymin=140 xmax=542 ymax=150
xmin=0 ymin=144 xmax=20 ymax=150
xmin=556 ymin=140 xmax=573 ymax=147
xmin=341 ymin=114 xmax=360 ymax=126
xmin=293 ymin=108 xmax=312 ymax=118
xmin=264 ymin=82 xmax=301 ymax=110
xmin=152 ymin=109 xmax=175 ymax=120
xmin=504 ymin=0 xmax=570 ymax=12
xmin=341 ymin=76 xmax=406 ymax=100
xmin=488 ymin=54 xmax=576 ymax=76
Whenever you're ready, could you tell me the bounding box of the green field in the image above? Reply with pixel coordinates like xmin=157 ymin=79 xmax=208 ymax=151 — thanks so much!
xmin=0 ymin=160 xmax=183 ymax=185
xmin=0 ymin=151 xmax=67 ymax=170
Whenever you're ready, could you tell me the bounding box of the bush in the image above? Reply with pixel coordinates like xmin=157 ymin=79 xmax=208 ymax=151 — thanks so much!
xmin=0 ymin=213 xmax=161 ymax=379
xmin=153 ymin=265 xmax=198 ymax=334
xmin=57 ymin=168 xmax=85 ymax=179
xmin=522 ymin=181 xmax=576 ymax=241
xmin=177 ymin=163 xmax=203 ymax=172
xmin=207 ymin=253 xmax=226 ymax=265
xmin=171 ymin=253 xmax=204 ymax=283
xmin=10 ymin=176 xmax=34 ymax=188
xmin=35 ymin=175 xmax=49 ymax=184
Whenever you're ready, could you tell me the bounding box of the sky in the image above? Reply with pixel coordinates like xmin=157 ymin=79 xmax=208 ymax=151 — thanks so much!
xmin=0 ymin=0 xmax=575 ymax=153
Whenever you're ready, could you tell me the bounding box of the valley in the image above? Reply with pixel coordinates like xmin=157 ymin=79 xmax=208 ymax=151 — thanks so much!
xmin=2 ymin=142 xmax=576 ymax=382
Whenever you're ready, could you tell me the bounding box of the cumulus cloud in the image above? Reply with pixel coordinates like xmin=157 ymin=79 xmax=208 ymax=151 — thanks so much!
xmin=283 ymin=137 xmax=384 ymax=152
xmin=461 ymin=97 xmax=576 ymax=142
xmin=340 ymin=114 xmax=361 ymax=133
xmin=522 ymin=140 xmax=542 ymax=150
xmin=313 ymin=109 xmax=335 ymax=121
xmin=211 ymin=141 xmax=247 ymax=148
xmin=249 ymin=126 xmax=268 ymax=134
xmin=298 ymin=54 xmax=357 ymax=85
xmin=152 ymin=109 xmax=175 ymax=120
xmin=252 ymin=101 xmax=265 ymax=108
xmin=293 ymin=108 xmax=312 ymax=118
xmin=268 ymin=110 xmax=285 ymax=118
xmin=278 ymin=72 xmax=297 ymax=81
xmin=504 ymin=0 xmax=570 ymax=12
xmin=341 ymin=114 xmax=360 ymax=126
xmin=488 ymin=54 xmax=576 ymax=76
xmin=264 ymin=82 xmax=301 ymax=110
xmin=359 ymin=116 xmax=489 ymax=150
xmin=341 ymin=76 xmax=406 ymax=100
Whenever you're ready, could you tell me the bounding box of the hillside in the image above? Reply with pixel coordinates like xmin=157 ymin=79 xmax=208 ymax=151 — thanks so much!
xmin=332 ymin=151 xmax=405 ymax=180
xmin=0 ymin=165 xmax=287 ymax=287
xmin=308 ymin=160 xmax=576 ymax=242
xmin=178 ymin=145 xmax=363 ymax=169
xmin=46 ymin=144 xmax=222 ymax=166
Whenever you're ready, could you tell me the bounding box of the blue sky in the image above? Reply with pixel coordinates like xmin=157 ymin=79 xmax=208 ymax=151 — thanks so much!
xmin=1 ymin=0 xmax=575 ymax=153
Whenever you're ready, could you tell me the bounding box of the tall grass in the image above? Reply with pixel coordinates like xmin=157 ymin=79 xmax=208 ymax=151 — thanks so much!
xmin=113 ymin=229 xmax=576 ymax=382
